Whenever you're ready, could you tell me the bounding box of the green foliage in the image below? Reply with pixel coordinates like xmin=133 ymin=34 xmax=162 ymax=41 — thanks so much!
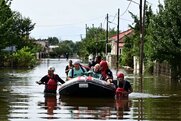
xmin=0 ymin=0 xmax=38 ymax=67
xmin=52 ymin=44 xmax=69 ymax=57
xmin=147 ymin=0 xmax=181 ymax=80
xmin=77 ymin=27 xmax=116 ymax=58
xmin=47 ymin=37 xmax=59 ymax=45
xmin=75 ymin=41 xmax=88 ymax=58
xmin=122 ymin=4 xmax=154 ymax=69
xmin=12 ymin=12 xmax=35 ymax=50
xmin=12 ymin=46 xmax=37 ymax=67
xmin=121 ymin=11 xmax=140 ymax=68
xmin=0 ymin=0 xmax=14 ymax=49
xmin=121 ymin=36 xmax=134 ymax=67
xmin=0 ymin=0 xmax=35 ymax=54
xmin=148 ymin=0 xmax=181 ymax=61
xmin=0 ymin=51 xmax=9 ymax=66
xmin=59 ymin=40 xmax=74 ymax=54
xmin=45 ymin=37 xmax=77 ymax=58
xmin=0 ymin=0 xmax=35 ymax=50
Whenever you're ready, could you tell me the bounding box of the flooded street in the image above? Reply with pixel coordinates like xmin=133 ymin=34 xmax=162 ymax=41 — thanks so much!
xmin=0 ymin=59 xmax=181 ymax=121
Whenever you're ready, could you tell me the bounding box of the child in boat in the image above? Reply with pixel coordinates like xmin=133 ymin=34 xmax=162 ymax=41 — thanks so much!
xmin=85 ymin=64 xmax=102 ymax=79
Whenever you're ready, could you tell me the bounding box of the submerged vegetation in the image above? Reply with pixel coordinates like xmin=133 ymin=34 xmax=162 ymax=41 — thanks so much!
xmin=0 ymin=0 xmax=37 ymax=68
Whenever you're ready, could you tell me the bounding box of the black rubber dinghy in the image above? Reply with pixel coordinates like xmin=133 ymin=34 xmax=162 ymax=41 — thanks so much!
xmin=59 ymin=76 xmax=116 ymax=98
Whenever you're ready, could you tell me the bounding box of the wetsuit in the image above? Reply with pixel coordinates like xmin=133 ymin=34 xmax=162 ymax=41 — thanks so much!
xmin=39 ymin=74 xmax=65 ymax=93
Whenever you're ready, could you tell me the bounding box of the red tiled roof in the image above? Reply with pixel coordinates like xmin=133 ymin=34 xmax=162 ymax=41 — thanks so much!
xmin=110 ymin=29 xmax=133 ymax=42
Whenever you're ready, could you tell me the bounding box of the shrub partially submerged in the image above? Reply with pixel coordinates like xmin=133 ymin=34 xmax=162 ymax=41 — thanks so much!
xmin=11 ymin=46 xmax=37 ymax=68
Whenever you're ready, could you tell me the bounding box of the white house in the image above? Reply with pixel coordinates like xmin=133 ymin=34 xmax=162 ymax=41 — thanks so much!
xmin=107 ymin=29 xmax=133 ymax=68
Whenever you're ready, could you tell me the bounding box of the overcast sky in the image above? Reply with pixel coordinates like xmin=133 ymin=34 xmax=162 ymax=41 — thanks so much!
xmin=11 ymin=0 xmax=163 ymax=41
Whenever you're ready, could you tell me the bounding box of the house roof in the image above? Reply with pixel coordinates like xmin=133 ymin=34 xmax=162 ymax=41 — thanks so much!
xmin=110 ymin=29 xmax=133 ymax=42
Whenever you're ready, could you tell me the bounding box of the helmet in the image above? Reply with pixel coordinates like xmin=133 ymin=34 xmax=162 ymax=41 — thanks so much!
xmin=99 ymin=60 xmax=108 ymax=71
xmin=117 ymin=73 xmax=124 ymax=78
xmin=73 ymin=61 xmax=80 ymax=65
xmin=100 ymin=61 xmax=108 ymax=67
xmin=48 ymin=66 xmax=55 ymax=71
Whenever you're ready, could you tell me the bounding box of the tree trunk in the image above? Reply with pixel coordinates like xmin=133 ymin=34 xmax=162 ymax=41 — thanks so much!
xmin=170 ymin=59 xmax=181 ymax=82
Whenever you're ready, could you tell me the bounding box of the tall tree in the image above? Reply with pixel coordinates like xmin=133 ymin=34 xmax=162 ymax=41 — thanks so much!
xmin=122 ymin=5 xmax=154 ymax=68
xmin=12 ymin=12 xmax=35 ymax=49
xmin=0 ymin=0 xmax=13 ymax=49
xmin=0 ymin=0 xmax=35 ymax=50
xmin=78 ymin=27 xmax=116 ymax=58
xmin=148 ymin=0 xmax=181 ymax=80
xmin=47 ymin=37 xmax=59 ymax=45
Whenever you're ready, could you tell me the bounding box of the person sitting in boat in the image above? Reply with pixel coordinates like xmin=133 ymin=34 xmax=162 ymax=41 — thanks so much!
xmin=114 ymin=73 xmax=133 ymax=99
xmin=88 ymin=55 xmax=102 ymax=68
xmin=36 ymin=66 xmax=65 ymax=94
xmin=99 ymin=60 xmax=113 ymax=83
xmin=85 ymin=64 xmax=102 ymax=79
xmin=67 ymin=61 xmax=87 ymax=80
xmin=65 ymin=59 xmax=74 ymax=79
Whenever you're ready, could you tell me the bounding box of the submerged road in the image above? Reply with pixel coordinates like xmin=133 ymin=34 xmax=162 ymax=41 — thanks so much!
xmin=0 ymin=58 xmax=181 ymax=121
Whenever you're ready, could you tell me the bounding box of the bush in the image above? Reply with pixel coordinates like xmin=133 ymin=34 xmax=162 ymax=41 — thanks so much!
xmin=12 ymin=46 xmax=37 ymax=67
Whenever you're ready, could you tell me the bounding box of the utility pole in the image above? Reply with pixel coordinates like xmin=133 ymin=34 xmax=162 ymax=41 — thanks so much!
xmin=100 ymin=23 xmax=103 ymax=29
xmin=140 ymin=0 xmax=146 ymax=76
xmin=116 ymin=9 xmax=120 ymax=75
xmin=96 ymin=34 xmax=98 ymax=56
xmin=85 ymin=24 xmax=88 ymax=38
xmin=139 ymin=0 xmax=143 ymax=76
xmin=80 ymin=34 xmax=83 ymax=40
xmin=106 ymin=13 xmax=109 ymax=55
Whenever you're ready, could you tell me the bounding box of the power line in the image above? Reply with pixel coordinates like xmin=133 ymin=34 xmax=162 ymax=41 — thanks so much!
xmin=110 ymin=13 xmax=118 ymax=23
xmin=119 ymin=17 xmax=133 ymax=22
xmin=120 ymin=0 xmax=132 ymax=16
xmin=35 ymin=15 xmax=106 ymax=27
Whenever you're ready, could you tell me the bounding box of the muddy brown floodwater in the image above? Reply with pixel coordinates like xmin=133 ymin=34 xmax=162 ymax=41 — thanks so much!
xmin=0 ymin=58 xmax=181 ymax=121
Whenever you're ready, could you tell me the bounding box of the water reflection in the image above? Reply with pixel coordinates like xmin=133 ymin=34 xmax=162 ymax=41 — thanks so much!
xmin=115 ymin=99 xmax=130 ymax=119
xmin=60 ymin=97 xmax=131 ymax=120
xmin=45 ymin=94 xmax=57 ymax=115
xmin=0 ymin=59 xmax=181 ymax=121
xmin=37 ymin=94 xmax=59 ymax=119
xmin=0 ymin=89 xmax=10 ymax=121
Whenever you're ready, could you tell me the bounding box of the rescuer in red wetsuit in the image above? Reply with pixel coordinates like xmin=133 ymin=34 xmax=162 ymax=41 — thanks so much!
xmin=36 ymin=66 xmax=65 ymax=94
xmin=99 ymin=60 xmax=113 ymax=83
xmin=115 ymin=73 xmax=133 ymax=99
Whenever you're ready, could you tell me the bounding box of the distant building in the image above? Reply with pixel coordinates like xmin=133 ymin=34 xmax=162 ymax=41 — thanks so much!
xmin=34 ymin=40 xmax=49 ymax=58
xmin=49 ymin=45 xmax=59 ymax=52
xmin=109 ymin=29 xmax=133 ymax=55
xmin=3 ymin=46 xmax=16 ymax=52
xmin=107 ymin=29 xmax=133 ymax=68
xmin=35 ymin=40 xmax=49 ymax=52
